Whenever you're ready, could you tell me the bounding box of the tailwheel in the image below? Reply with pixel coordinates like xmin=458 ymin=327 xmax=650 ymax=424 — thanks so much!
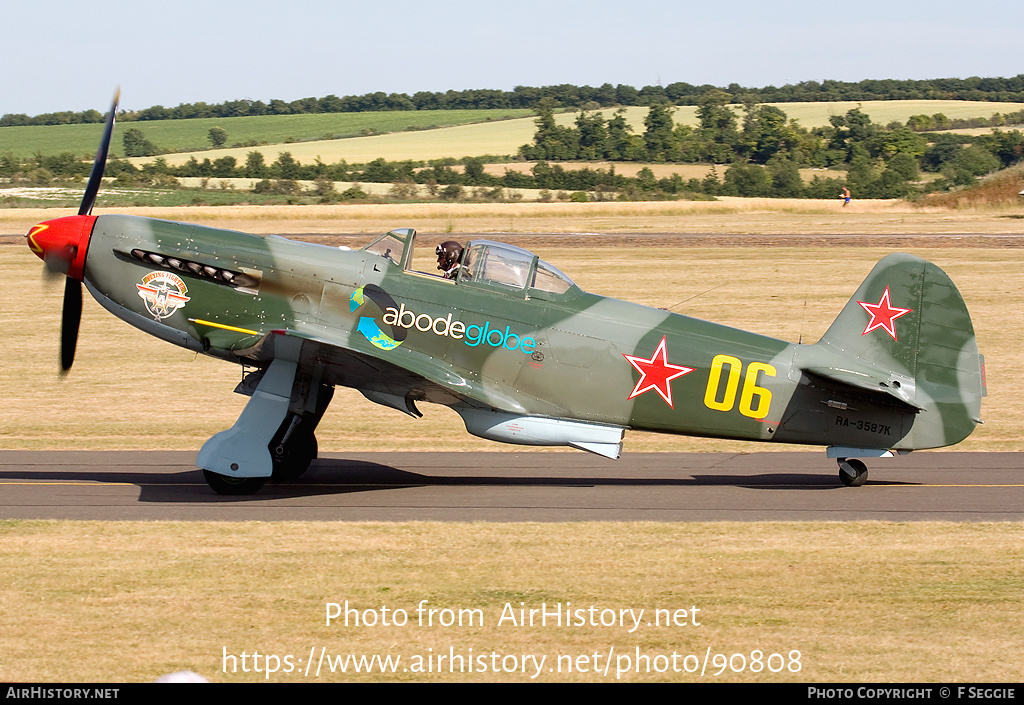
xmin=203 ymin=470 xmax=267 ymax=496
xmin=838 ymin=458 xmax=868 ymax=487
xmin=270 ymin=413 xmax=319 ymax=480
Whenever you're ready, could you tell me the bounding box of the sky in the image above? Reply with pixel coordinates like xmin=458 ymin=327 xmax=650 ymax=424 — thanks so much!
xmin=4 ymin=0 xmax=1023 ymax=116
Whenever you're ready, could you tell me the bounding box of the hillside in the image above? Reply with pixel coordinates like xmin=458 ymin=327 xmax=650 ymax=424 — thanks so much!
xmin=2 ymin=100 xmax=1023 ymax=164
xmin=143 ymin=100 xmax=1024 ymax=167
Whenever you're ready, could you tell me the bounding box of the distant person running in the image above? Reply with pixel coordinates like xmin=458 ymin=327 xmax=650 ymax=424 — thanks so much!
xmin=841 ymin=186 xmax=851 ymax=207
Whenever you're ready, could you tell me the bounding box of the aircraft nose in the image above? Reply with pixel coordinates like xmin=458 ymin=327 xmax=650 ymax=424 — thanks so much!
xmin=27 ymin=215 xmax=96 ymax=281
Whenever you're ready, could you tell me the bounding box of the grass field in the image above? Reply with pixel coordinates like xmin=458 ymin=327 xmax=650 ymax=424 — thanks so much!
xmin=2 ymin=521 xmax=1022 ymax=682
xmin=3 ymin=201 xmax=1023 ymax=683
xmin=5 ymin=197 xmax=1024 ymax=238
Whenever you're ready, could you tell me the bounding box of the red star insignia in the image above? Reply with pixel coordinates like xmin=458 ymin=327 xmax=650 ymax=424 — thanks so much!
xmin=858 ymin=287 xmax=913 ymax=340
xmin=623 ymin=336 xmax=693 ymax=407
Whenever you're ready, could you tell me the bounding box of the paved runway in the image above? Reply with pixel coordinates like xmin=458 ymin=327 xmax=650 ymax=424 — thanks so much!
xmin=1 ymin=450 xmax=1021 ymax=521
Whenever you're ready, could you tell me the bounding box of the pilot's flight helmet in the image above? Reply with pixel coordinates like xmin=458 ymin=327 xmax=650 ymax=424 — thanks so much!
xmin=436 ymin=240 xmax=463 ymax=271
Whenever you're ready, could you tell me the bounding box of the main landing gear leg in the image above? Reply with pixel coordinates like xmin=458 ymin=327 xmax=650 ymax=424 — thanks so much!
xmin=837 ymin=458 xmax=868 ymax=487
xmin=197 ymin=357 xmax=298 ymax=494
xmin=269 ymin=384 xmax=334 ymax=481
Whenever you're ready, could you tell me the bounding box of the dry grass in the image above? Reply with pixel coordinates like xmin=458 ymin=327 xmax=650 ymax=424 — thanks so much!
xmin=4 ymin=198 xmax=1024 ymax=238
xmin=922 ymin=164 xmax=1024 ymax=209
xmin=1 ymin=521 xmax=1022 ymax=682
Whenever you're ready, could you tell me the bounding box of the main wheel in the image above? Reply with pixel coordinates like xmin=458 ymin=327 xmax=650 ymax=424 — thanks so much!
xmin=270 ymin=426 xmax=318 ymax=481
xmin=268 ymin=387 xmax=332 ymax=481
xmin=203 ymin=470 xmax=267 ymax=496
xmin=838 ymin=458 xmax=868 ymax=487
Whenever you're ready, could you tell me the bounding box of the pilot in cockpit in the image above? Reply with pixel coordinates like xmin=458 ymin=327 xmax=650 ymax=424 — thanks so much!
xmin=436 ymin=240 xmax=463 ymax=280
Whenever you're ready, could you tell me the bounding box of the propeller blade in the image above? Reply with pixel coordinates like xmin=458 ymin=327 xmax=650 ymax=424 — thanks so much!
xmin=42 ymin=249 xmax=71 ymax=276
xmin=41 ymin=262 xmax=64 ymax=284
xmin=79 ymin=87 xmax=120 ymax=217
xmin=60 ymin=277 xmax=82 ymax=373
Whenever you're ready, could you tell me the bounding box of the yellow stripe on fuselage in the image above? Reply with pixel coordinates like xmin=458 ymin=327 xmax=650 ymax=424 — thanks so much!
xmin=188 ymin=318 xmax=259 ymax=336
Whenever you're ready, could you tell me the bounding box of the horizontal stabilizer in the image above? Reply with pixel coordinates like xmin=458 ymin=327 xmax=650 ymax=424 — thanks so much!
xmin=800 ymin=364 xmax=924 ymax=411
xmin=569 ymin=441 xmax=623 ymax=460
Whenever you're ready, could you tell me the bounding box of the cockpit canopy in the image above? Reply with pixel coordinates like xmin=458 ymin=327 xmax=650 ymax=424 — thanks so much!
xmin=362 ymin=229 xmax=409 ymax=268
xmin=362 ymin=228 xmax=578 ymax=298
xmin=460 ymin=240 xmax=574 ymax=295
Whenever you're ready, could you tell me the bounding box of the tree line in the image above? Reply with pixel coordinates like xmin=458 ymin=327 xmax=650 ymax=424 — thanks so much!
xmin=4 ymin=75 xmax=1024 ymax=127
xmin=518 ymin=95 xmax=1024 ymax=197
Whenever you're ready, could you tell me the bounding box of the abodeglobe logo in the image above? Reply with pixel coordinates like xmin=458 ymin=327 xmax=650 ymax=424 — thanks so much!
xmin=351 ymin=285 xmax=537 ymax=354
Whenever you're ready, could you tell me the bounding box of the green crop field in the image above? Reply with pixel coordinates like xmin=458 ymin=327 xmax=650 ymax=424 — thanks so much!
xmin=0 ymin=109 xmax=533 ymax=160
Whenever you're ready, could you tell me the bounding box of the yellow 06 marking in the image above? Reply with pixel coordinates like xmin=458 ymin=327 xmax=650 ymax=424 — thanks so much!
xmin=703 ymin=354 xmax=776 ymax=419
xmin=704 ymin=355 xmax=742 ymax=412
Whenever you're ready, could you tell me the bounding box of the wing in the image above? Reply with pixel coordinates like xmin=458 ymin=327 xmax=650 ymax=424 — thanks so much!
xmin=233 ymin=329 xmax=625 ymax=460
xmin=237 ymin=328 xmax=527 ymax=415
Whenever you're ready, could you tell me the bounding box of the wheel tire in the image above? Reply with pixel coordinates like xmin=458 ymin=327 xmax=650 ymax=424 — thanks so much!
xmin=838 ymin=458 xmax=868 ymax=487
xmin=203 ymin=470 xmax=267 ymax=496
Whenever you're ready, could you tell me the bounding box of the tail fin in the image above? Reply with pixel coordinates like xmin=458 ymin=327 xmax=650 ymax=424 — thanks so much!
xmin=811 ymin=253 xmax=985 ymax=449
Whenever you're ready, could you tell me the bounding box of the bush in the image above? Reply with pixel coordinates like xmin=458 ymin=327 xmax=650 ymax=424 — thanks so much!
xmin=122 ymin=128 xmax=158 ymax=157
xmin=440 ymin=184 xmax=464 ymax=200
xmin=340 ymin=185 xmax=370 ymax=200
xmin=803 ymin=175 xmax=846 ymax=199
xmin=252 ymin=179 xmax=301 ymax=195
xmin=722 ymin=163 xmax=771 ymax=197
xmin=388 ymin=181 xmax=419 ymax=199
